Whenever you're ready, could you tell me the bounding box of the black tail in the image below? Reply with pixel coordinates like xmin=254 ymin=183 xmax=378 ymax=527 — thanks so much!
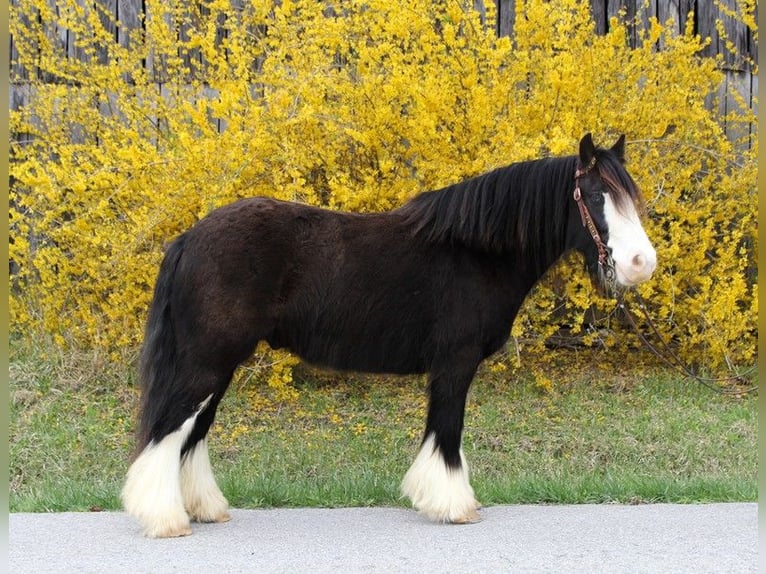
xmin=135 ymin=233 xmax=187 ymax=453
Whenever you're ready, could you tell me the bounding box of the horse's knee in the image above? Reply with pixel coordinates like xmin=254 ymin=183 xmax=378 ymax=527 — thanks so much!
xmin=401 ymin=432 xmax=480 ymax=524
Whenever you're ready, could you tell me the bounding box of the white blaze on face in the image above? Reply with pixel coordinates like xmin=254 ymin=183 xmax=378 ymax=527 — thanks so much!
xmin=602 ymin=193 xmax=657 ymax=287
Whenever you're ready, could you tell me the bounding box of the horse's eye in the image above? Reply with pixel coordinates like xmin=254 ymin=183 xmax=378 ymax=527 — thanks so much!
xmin=588 ymin=191 xmax=605 ymax=205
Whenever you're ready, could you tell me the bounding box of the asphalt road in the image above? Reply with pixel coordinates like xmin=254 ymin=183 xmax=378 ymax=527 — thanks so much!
xmin=10 ymin=503 xmax=757 ymax=573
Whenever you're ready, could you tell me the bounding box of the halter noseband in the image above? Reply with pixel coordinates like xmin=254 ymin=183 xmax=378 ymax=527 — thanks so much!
xmin=573 ymin=160 xmax=616 ymax=287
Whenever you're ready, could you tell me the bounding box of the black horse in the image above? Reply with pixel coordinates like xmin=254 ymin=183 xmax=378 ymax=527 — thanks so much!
xmin=122 ymin=134 xmax=656 ymax=537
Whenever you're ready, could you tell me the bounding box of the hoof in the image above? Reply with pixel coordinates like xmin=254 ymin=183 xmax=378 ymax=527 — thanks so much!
xmin=191 ymin=510 xmax=231 ymax=524
xmin=450 ymin=507 xmax=481 ymax=524
xmin=143 ymin=519 xmax=193 ymax=539
xmin=184 ymin=495 xmax=230 ymax=524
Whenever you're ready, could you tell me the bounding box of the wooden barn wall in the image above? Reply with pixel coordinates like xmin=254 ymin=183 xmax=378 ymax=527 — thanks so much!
xmin=10 ymin=0 xmax=757 ymax=143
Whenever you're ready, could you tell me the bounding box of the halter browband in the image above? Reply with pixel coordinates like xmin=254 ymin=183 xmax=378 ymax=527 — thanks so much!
xmin=573 ymin=161 xmax=615 ymax=286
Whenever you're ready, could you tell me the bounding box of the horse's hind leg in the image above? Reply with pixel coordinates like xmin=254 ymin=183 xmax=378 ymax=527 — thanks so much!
xmin=122 ymin=366 xmax=235 ymax=538
xmin=123 ymin=230 xmax=267 ymax=537
xmin=122 ymin=391 xmax=215 ymax=538
xmin=180 ymin=393 xmax=231 ymax=524
xmin=401 ymin=353 xmax=481 ymax=524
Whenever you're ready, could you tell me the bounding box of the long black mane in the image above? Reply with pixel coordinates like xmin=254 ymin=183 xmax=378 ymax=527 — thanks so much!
xmin=398 ymin=156 xmax=578 ymax=265
xmin=397 ymin=151 xmax=641 ymax=261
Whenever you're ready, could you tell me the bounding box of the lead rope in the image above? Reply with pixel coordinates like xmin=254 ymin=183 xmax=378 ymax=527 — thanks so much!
xmin=615 ymin=290 xmax=757 ymax=395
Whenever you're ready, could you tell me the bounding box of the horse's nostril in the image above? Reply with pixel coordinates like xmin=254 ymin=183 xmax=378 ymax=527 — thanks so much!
xmin=633 ymin=254 xmax=644 ymax=268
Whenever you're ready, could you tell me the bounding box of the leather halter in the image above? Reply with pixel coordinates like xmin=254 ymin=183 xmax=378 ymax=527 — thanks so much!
xmin=573 ymin=161 xmax=616 ymax=287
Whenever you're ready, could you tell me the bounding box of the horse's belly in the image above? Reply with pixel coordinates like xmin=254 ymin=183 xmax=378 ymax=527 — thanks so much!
xmin=269 ymin=322 xmax=429 ymax=375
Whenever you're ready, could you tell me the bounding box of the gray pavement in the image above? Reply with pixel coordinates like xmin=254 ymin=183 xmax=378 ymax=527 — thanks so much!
xmin=10 ymin=503 xmax=757 ymax=573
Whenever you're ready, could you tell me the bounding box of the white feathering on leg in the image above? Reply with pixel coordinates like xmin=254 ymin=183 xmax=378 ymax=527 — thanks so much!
xmin=180 ymin=437 xmax=230 ymax=523
xmin=401 ymin=433 xmax=480 ymax=524
xmin=122 ymin=394 xmax=213 ymax=538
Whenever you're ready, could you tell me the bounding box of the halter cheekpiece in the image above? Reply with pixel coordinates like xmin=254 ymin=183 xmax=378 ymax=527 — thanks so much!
xmin=573 ymin=159 xmax=616 ymax=288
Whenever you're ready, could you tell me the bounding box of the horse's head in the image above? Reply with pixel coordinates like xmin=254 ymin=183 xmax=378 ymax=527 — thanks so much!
xmin=568 ymin=133 xmax=656 ymax=294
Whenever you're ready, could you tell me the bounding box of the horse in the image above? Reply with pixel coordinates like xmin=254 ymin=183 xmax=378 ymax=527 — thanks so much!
xmin=122 ymin=133 xmax=657 ymax=537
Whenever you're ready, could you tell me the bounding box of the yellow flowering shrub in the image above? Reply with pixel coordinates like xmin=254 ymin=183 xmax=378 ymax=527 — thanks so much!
xmin=10 ymin=0 xmax=757 ymax=388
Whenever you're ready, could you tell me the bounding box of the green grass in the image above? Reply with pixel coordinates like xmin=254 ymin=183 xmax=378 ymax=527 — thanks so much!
xmin=9 ymin=339 xmax=757 ymax=513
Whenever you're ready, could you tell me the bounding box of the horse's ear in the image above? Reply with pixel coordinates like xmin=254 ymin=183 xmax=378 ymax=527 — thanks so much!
xmin=579 ymin=133 xmax=596 ymax=167
xmin=611 ymin=134 xmax=626 ymax=162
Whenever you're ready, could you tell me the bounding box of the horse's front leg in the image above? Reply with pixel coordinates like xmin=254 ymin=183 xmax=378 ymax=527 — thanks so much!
xmin=401 ymin=352 xmax=481 ymax=524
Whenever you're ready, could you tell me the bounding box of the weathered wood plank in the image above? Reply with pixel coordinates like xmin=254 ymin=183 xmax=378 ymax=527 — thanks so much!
xmin=10 ymin=83 xmax=32 ymax=113
xmin=94 ymin=0 xmax=119 ymax=65
xmin=66 ymin=0 xmax=90 ymax=69
xmin=115 ymin=0 xmax=143 ymax=84
xmin=640 ymin=0 xmax=658 ymax=38
xmin=591 ymin=0 xmax=608 ymax=35
xmin=723 ymin=70 xmax=755 ymax=151
xmin=696 ymin=0 xmax=720 ymax=58
xmin=718 ymin=0 xmax=751 ymax=70
xmin=656 ymin=0 xmax=680 ymax=50
xmin=117 ymin=0 xmax=142 ymax=50
xmin=35 ymin=0 xmax=70 ymax=83
xmin=683 ymin=0 xmax=697 ymax=34
xmin=496 ymin=0 xmax=514 ymax=38
xmin=606 ymin=0 xmax=622 ymax=20
xmin=657 ymin=0 xmax=681 ymax=32
xmin=9 ymin=0 xmax=28 ymax=81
